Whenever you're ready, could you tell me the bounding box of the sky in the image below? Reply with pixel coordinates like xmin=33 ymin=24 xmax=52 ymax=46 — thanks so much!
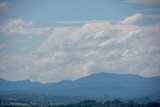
xmin=0 ymin=0 xmax=160 ymax=83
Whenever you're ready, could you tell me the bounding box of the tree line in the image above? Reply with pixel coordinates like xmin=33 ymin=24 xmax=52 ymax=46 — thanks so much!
xmin=48 ymin=100 xmax=160 ymax=107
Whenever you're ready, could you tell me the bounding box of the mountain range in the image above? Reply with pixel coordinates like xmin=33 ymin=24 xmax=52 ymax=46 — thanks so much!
xmin=0 ymin=72 xmax=160 ymax=100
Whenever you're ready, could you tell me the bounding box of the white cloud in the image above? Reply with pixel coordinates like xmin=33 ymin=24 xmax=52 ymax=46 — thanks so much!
xmin=121 ymin=13 xmax=143 ymax=24
xmin=143 ymin=23 xmax=160 ymax=34
xmin=84 ymin=51 xmax=98 ymax=57
xmin=0 ymin=13 xmax=160 ymax=83
xmin=0 ymin=2 xmax=10 ymax=11
xmin=0 ymin=18 xmax=53 ymax=36
xmin=98 ymin=38 xmax=116 ymax=47
xmin=125 ymin=0 xmax=160 ymax=5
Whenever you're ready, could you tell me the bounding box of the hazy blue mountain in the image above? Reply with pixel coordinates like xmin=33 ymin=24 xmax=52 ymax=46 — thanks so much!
xmin=0 ymin=72 xmax=160 ymax=99
xmin=0 ymin=78 xmax=42 ymax=91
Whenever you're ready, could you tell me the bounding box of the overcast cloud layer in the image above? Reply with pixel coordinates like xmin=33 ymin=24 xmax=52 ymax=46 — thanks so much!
xmin=0 ymin=12 xmax=160 ymax=83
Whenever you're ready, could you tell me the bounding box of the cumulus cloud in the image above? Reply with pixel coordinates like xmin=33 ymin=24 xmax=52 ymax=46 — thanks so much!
xmin=0 ymin=18 xmax=53 ymax=36
xmin=121 ymin=13 xmax=143 ymax=24
xmin=0 ymin=13 xmax=160 ymax=83
xmin=0 ymin=2 xmax=10 ymax=11
xmin=125 ymin=0 xmax=160 ymax=5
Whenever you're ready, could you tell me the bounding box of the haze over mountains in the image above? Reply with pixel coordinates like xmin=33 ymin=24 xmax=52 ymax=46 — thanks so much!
xmin=0 ymin=72 xmax=160 ymax=100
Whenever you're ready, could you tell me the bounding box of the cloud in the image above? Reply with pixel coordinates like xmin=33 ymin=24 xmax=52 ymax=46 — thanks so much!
xmin=139 ymin=8 xmax=160 ymax=13
xmin=143 ymin=23 xmax=160 ymax=34
xmin=145 ymin=14 xmax=160 ymax=19
xmin=0 ymin=44 xmax=5 ymax=49
xmin=120 ymin=13 xmax=143 ymax=24
xmin=125 ymin=0 xmax=160 ymax=5
xmin=0 ymin=18 xmax=53 ymax=36
xmin=0 ymin=13 xmax=160 ymax=83
xmin=138 ymin=8 xmax=160 ymax=19
xmin=52 ymin=20 xmax=112 ymax=25
xmin=53 ymin=20 xmax=89 ymax=24
xmin=0 ymin=2 xmax=10 ymax=11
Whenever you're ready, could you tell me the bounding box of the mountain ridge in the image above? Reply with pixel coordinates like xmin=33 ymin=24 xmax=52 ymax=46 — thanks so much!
xmin=0 ymin=72 xmax=160 ymax=99
xmin=1 ymin=72 xmax=160 ymax=84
